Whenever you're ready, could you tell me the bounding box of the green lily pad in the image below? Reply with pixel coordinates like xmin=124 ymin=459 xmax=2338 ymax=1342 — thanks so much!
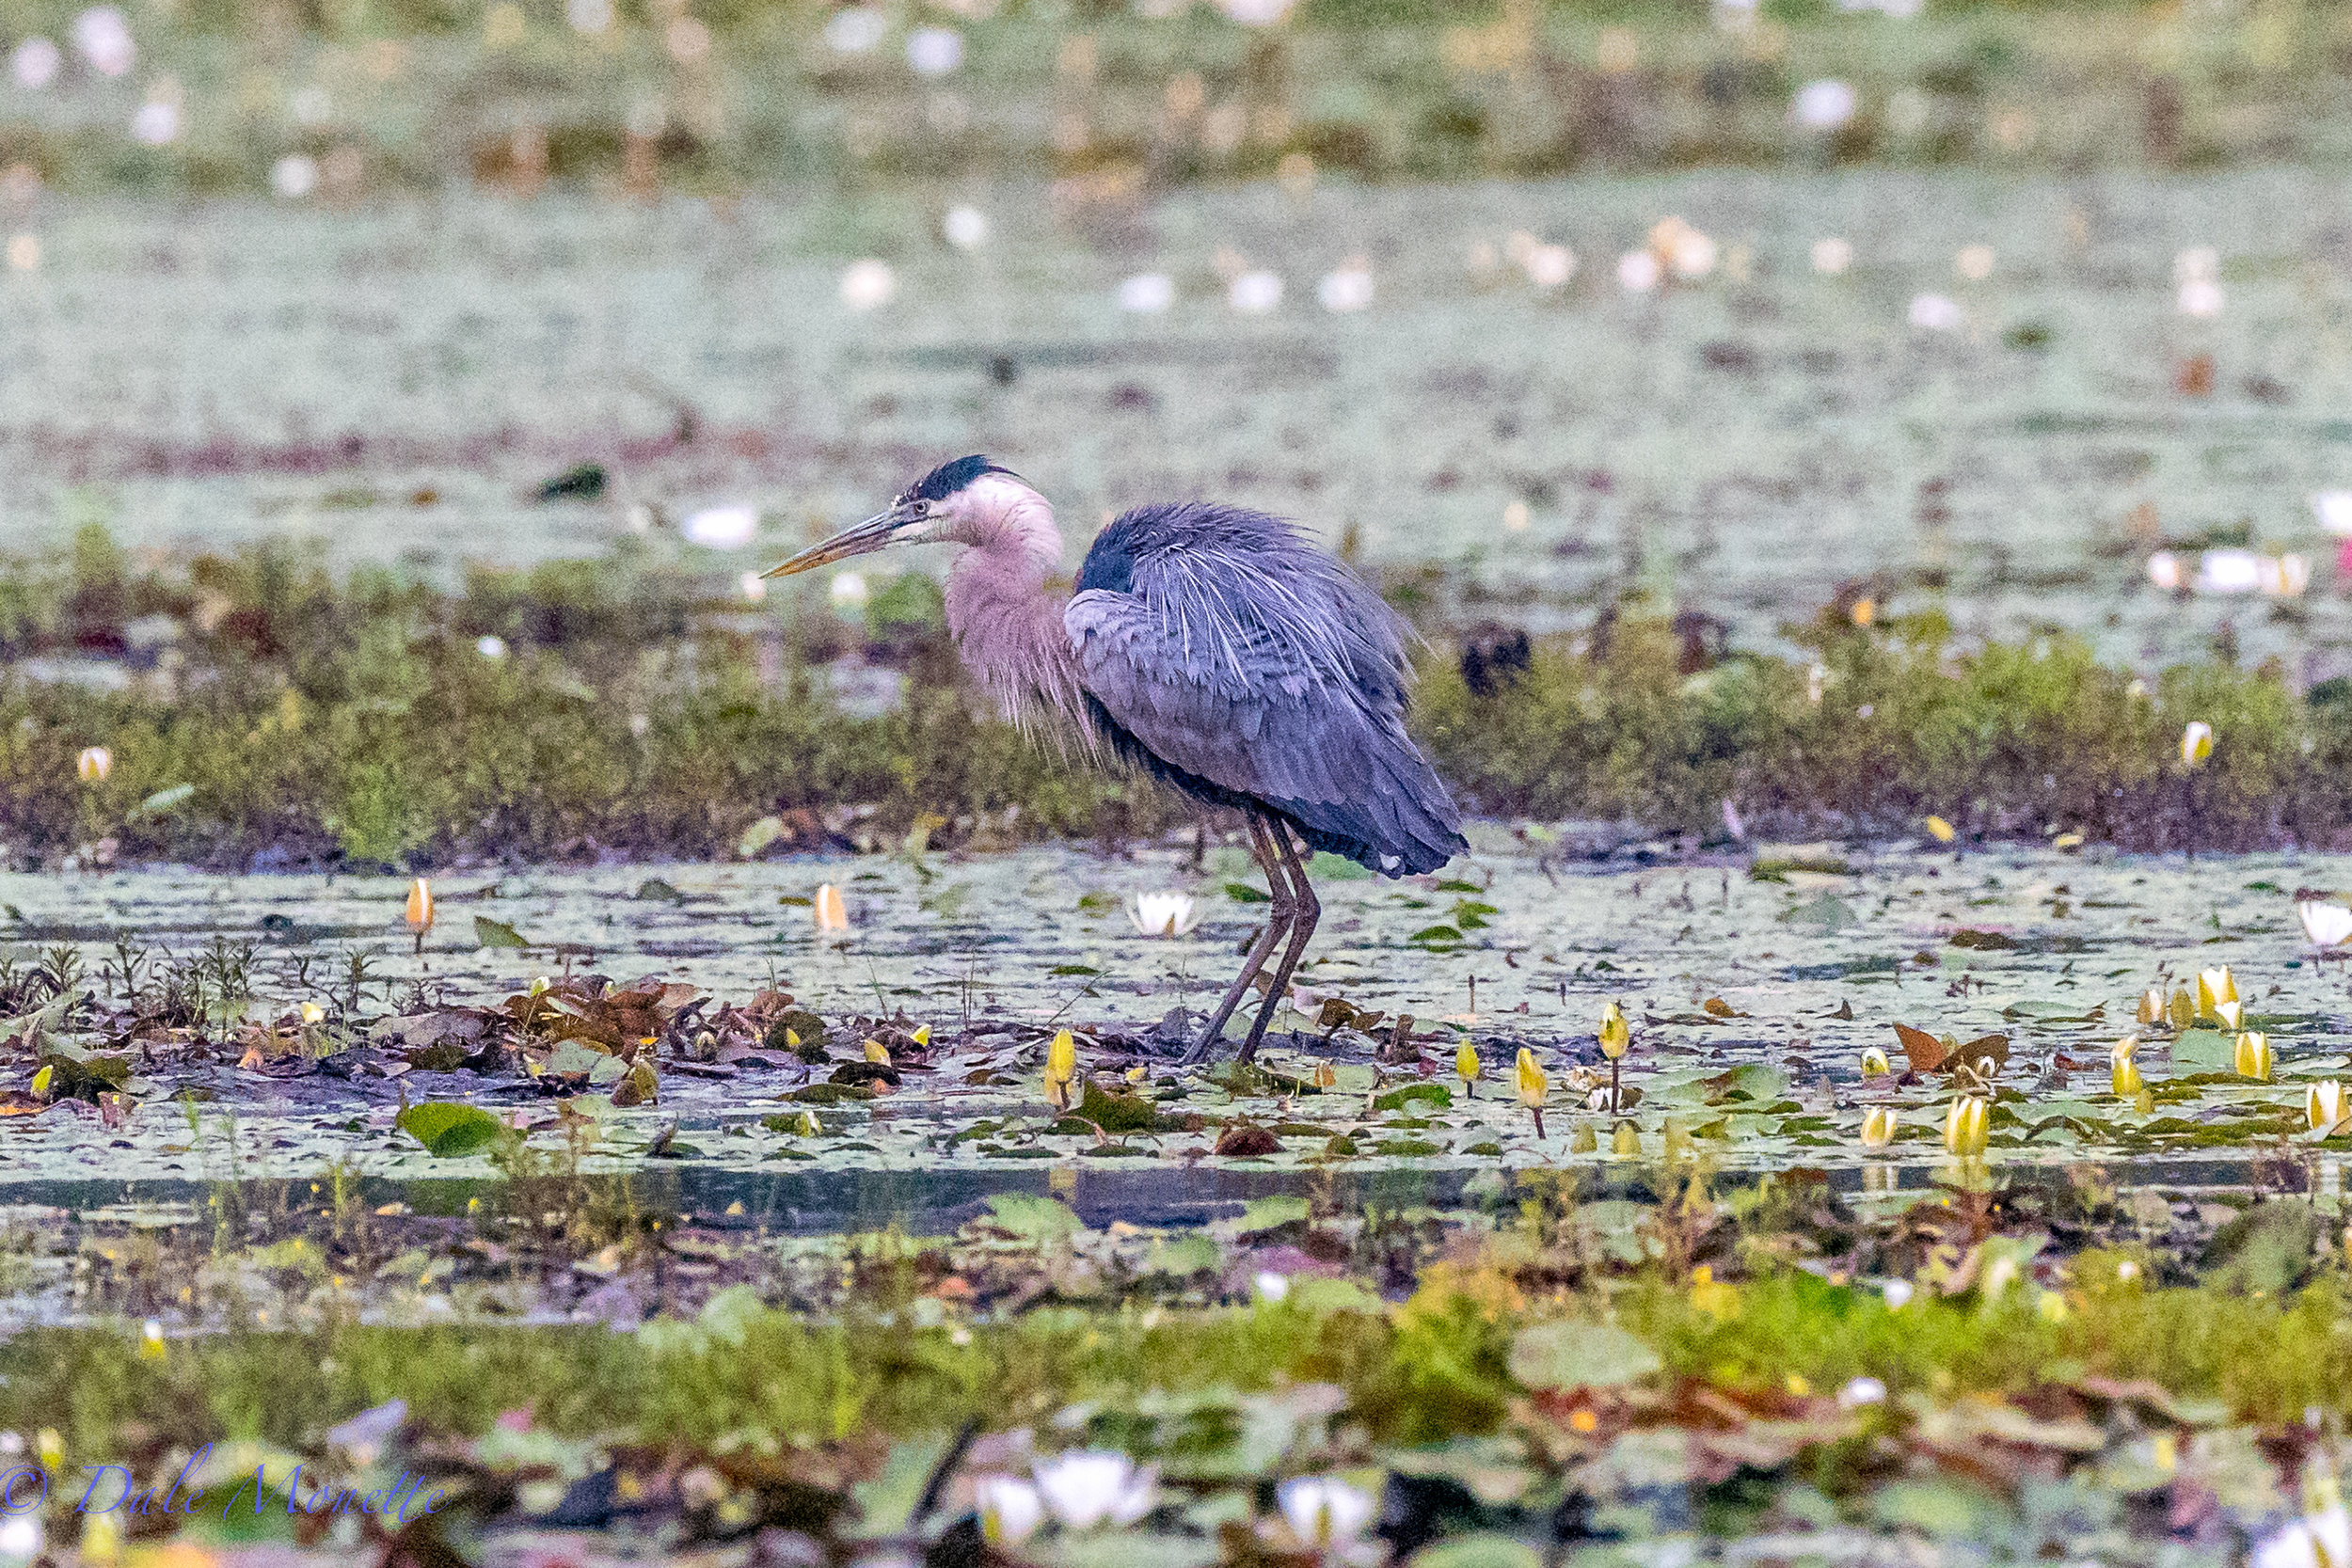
xmin=1508 ymin=1320 xmax=1661 ymax=1390
xmin=395 ymin=1101 xmax=507 ymax=1157
xmin=980 ymin=1193 xmax=1084 ymax=1244
xmin=474 ymin=915 xmax=532 ymax=949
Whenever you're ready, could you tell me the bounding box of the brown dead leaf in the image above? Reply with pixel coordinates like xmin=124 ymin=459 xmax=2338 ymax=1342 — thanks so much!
xmin=1893 ymin=1022 xmax=1950 ymax=1072
xmin=1952 ymin=1034 xmax=2010 ymax=1075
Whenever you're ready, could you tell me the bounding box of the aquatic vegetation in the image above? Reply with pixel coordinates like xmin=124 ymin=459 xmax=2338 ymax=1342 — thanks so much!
xmin=9 ymin=540 xmax=2352 ymax=864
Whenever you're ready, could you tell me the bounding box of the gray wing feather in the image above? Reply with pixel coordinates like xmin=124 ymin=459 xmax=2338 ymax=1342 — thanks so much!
xmin=1063 ymin=509 xmax=1463 ymax=873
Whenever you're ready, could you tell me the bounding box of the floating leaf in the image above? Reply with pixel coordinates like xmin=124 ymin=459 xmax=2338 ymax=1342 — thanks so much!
xmin=1507 ymin=1320 xmax=1661 ymax=1390
xmin=473 ymin=915 xmax=532 ymax=949
xmin=980 ymin=1194 xmax=1084 ymax=1244
xmin=1236 ymin=1196 xmax=1310 ymax=1234
xmin=129 ymin=783 xmax=195 ymax=819
xmin=1407 ymin=1538 xmax=1545 ymax=1568
xmin=1701 ymin=1062 xmax=1788 ymax=1103
xmin=2171 ymin=1028 xmax=2234 ymax=1071
xmin=1782 ymin=892 xmax=1857 ymax=931
xmin=2203 ymin=1201 xmax=2319 ymax=1295
xmin=395 ymin=1101 xmax=507 ymax=1157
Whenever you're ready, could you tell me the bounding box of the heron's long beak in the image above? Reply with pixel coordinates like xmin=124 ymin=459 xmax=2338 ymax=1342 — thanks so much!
xmin=759 ymin=502 xmax=921 ymax=578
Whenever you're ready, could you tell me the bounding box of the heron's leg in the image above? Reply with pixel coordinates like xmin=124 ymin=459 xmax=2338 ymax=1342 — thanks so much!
xmin=1238 ymin=823 xmax=1322 ymax=1063
xmin=1183 ymin=814 xmax=1294 ymax=1064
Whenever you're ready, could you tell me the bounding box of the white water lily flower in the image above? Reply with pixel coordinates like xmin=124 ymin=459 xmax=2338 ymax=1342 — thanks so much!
xmin=974 ymin=1475 xmax=1044 ymax=1546
xmin=2197 ymin=547 xmax=2264 ymax=594
xmin=1033 ymin=1450 xmax=1156 ymax=1529
xmin=840 ymin=259 xmax=897 ymax=311
xmin=1276 ymin=1475 xmax=1377 ymax=1548
xmin=2301 ymin=900 xmax=2352 ymax=949
xmin=1908 ymin=293 xmax=1963 ymax=331
xmin=1837 ymin=1375 xmax=1887 ymax=1407
xmin=1127 ymin=891 xmax=1199 ymax=938
xmin=2256 ymin=1507 xmax=2352 ymax=1568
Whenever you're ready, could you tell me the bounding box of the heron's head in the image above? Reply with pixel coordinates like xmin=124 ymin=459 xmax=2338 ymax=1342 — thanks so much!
xmin=761 ymin=454 xmax=1032 ymax=578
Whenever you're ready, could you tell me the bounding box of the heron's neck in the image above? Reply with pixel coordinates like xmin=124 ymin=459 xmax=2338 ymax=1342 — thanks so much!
xmin=944 ymin=482 xmax=1088 ymax=737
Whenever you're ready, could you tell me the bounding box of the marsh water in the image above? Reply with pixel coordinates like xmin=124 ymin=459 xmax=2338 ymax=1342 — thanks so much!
xmin=6 ymin=836 xmax=2349 ymax=1226
xmin=8 ymin=168 xmax=2352 ymax=675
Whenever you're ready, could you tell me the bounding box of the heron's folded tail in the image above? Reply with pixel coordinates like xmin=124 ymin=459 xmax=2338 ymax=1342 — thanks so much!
xmin=1280 ymin=740 xmax=1466 ymax=879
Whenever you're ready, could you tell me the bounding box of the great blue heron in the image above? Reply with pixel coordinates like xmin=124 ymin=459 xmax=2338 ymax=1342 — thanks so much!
xmin=764 ymin=455 xmax=1466 ymax=1062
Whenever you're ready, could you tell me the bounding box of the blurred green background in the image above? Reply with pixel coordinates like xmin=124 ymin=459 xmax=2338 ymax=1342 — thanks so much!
xmin=0 ymin=0 xmax=2341 ymax=194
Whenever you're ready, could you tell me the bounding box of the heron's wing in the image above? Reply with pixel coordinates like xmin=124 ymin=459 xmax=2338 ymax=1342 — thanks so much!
xmin=1064 ymin=552 xmax=1463 ymax=875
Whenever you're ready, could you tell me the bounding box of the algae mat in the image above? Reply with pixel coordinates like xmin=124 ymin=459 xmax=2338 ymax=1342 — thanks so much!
xmin=6 ymin=169 xmax=2352 ymax=673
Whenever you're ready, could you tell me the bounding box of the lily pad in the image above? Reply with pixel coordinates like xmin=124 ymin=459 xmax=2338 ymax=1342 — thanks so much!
xmin=981 ymin=1193 xmax=1084 ymax=1244
xmin=1507 ymin=1320 xmax=1661 ymax=1390
xmin=474 ymin=915 xmax=532 ymax=949
xmin=395 ymin=1101 xmax=507 ymax=1157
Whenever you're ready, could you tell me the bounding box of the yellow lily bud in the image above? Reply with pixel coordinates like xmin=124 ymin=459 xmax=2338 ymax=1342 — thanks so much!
xmin=1598 ymin=1001 xmax=1629 ymax=1060
xmin=299 ymin=1001 xmax=325 ymax=1025
xmin=2233 ymin=1030 xmax=2271 ymax=1082
xmin=2196 ymin=966 xmax=2236 ymax=1019
xmin=2111 ymin=1035 xmax=2138 ymax=1064
xmin=2111 ymin=1058 xmax=2143 ymax=1098
xmin=1043 ymin=1028 xmax=1078 ymax=1109
xmin=2168 ymin=987 xmax=2195 ymax=1028
xmin=864 ymin=1038 xmax=891 ymax=1065
xmin=785 ymin=1027 xmax=802 ymax=1052
xmin=2181 ymin=720 xmax=2213 ymax=768
xmin=813 ymin=882 xmax=849 ymax=931
xmin=1312 ymin=1060 xmax=1337 ymax=1090
xmin=1859 ymin=1046 xmax=1891 ymax=1078
xmin=2310 ymin=1080 xmax=2346 ymax=1132
xmin=76 ymin=744 xmax=111 ymax=783
xmin=1610 ymin=1121 xmax=1640 ymax=1158
xmin=405 ymin=877 xmax=434 ymax=929
xmin=2215 ymin=1000 xmax=2243 ymax=1030
xmin=1455 ymin=1039 xmax=1481 ymax=1095
xmin=137 ymin=1317 xmax=166 ymax=1362
xmin=2137 ymin=989 xmax=2165 ymax=1026
xmin=1924 ymin=815 xmax=1955 ymax=844
xmin=1569 ymin=1121 xmax=1598 ymax=1153
xmin=1945 ymin=1093 xmax=1991 ymax=1158
xmin=1861 ymin=1106 xmax=1898 ymax=1148
xmin=912 ymin=1023 xmax=931 ymax=1047
xmin=1516 ymin=1048 xmax=1549 ymax=1108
